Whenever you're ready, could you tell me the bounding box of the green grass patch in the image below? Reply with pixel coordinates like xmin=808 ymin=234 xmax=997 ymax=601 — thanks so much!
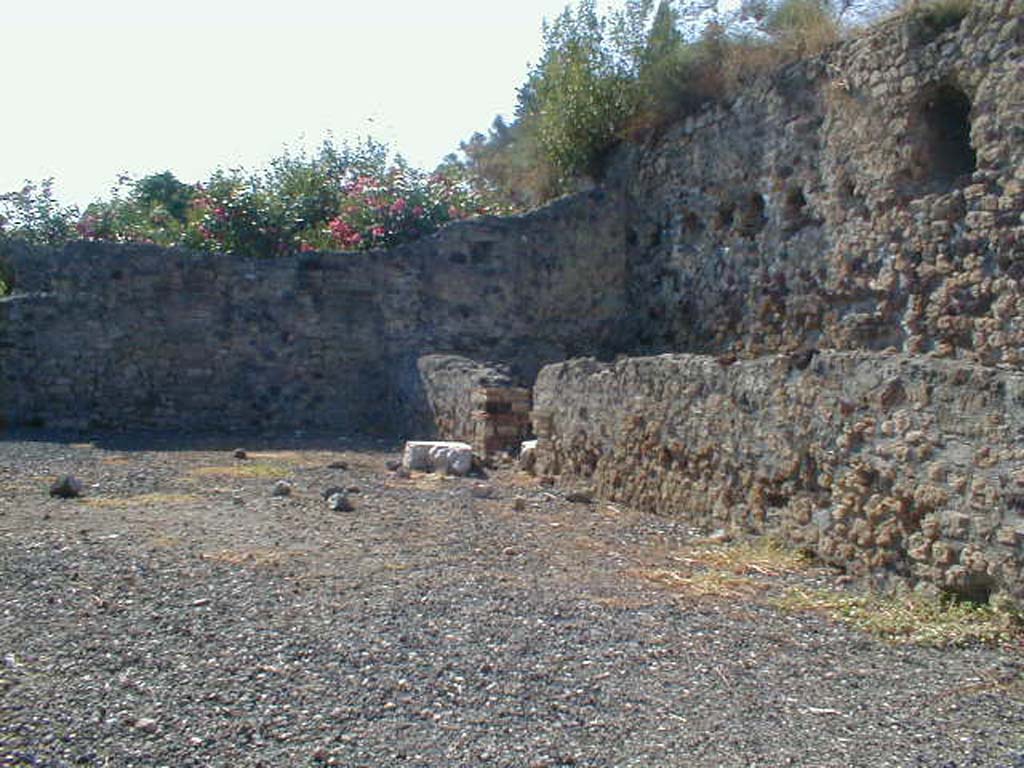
xmin=189 ymin=462 xmax=291 ymax=480
xmin=775 ymin=587 xmax=1023 ymax=648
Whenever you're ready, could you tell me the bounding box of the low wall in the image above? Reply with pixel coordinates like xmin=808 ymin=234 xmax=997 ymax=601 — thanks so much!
xmin=533 ymin=352 xmax=1024 ymax=604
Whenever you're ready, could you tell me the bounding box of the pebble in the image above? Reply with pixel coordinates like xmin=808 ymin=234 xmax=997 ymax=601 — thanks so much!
xmin=565 ymin=489 xmax=595 ymax=504
xmin=233 ymin=448 xmax=248 ymax=460
xmin=272 ymin=480 xmax=292 ymax=497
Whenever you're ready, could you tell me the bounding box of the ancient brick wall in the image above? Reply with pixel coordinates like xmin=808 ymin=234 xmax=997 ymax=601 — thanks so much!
xmin=0 ymin=190 xmax=632 ymax=432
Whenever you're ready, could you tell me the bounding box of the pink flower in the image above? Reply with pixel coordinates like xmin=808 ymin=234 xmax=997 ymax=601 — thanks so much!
xmin=389 ymin=198 xmax=407 ymax=216
xmin=300 ymin=242 xmax=316 ymax=253
xmin=214 ymin=206 xmax=228 ymax=222
xmin=371 ymin=225 xmax=385 ymax=238
xmin=76 ymin=215 xmax=99 ymax=239
xmin=412 ymin=205 xmax=424 ymax=218
xmin=327 ymin=217 xmax=364 ymax=249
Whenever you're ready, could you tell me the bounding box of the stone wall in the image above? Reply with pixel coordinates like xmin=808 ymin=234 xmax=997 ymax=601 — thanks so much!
xmin=533 ymin=352 xmax=1024 ymax=604
xmin=522 ymin=0 xmax=1024 ymax=601
xmin=619 ymin=0 xmax=1023 ymax=363
xmin=0 ymin=190 xmax=631 ymax=432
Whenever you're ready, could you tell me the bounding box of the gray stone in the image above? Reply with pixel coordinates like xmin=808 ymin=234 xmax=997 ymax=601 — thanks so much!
xmin=49 ymin=476 xmax=83 ymax=499
xmin=271 ymin=480 xmax=292 ymax=498
xmin=327 ymin=493 xmax=353 ymax=512
xmin=565 ymin=489 xmax=596 ymax=504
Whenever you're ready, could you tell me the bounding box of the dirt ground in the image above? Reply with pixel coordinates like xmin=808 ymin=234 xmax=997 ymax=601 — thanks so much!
xmin=1 ymin=432 xmax=1021 ymax=767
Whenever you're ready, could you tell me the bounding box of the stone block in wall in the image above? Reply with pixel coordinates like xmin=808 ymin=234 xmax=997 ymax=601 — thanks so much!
xmin=532 ymin=352 xmax=1024 ymax=606
xmin=415 ymin=355 xmax=520 ymax=448
xmin=470 ymin=388 xmax=533 ymax=456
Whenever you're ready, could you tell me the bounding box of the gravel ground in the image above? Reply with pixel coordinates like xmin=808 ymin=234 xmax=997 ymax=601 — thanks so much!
xmin=1 ymin=432 xmax=1022 ymax=768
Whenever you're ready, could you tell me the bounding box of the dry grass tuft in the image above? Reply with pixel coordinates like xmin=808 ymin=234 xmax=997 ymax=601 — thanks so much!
xmin=201 ymin=548 xmax=308 ymax=567
xmin=774 ymin=588 xmax=1024 ymax=648
xmin=189 ymin=462 xmax=291 ymax=480
xmin=85 ymin=492 xmax=199 ymax=509
xmin=675 ymin=538 xmax=813 ymax=576
xmin=639 ymin=568 xmax=768 ymax=600
xmin=636 ymin=538 xmax=812 ymax=600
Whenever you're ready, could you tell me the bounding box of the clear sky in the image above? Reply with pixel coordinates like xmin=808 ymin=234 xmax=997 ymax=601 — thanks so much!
xmin=0 ymin=1 xmax=575 ymax=208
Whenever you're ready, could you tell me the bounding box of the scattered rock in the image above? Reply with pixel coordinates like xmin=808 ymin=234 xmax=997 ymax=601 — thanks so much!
xmin=346 ymin=486 xmax=361 ymax=494
xmin=707 ymin=528 xmax=733 ymax=544
xmin=513 ymin=497 xmax=527 ymax=512
xmin=327 ymin=493 xmax=354 ymax=512
xmin=402 ymin=441 xmax=473 ymax=476
xmin=385 ymin=459 xmax=403 ymax=472
xmin=565 ymin=489 xmax=595 ymax=504
xmin=49 ymin=476 xmax=84 ymax=499
xmin=470 ymin=484 xmax=498 ymax=499
xmin=538 ymin=476 xmax=556 ymax=487
xmin=394 ymin=466 xmax=411 ymax=479
xmin=134 ymin=717 xmax=158 ymax=734
xmin=519 ymin=439 xmax=538 ymax=473
xmin=327 ymin=460 xmax=348 ymax=470
xmin=271 ymin=480 xmax=292 ymax=497
xmin=321 ymin=485 xmax=347 ymax=500
xmin=232 ymin=448 xmax=248 ymax=460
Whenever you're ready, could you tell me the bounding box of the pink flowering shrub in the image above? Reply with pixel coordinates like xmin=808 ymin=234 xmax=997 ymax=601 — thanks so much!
xmin=61 ymin=139 xmax=512 ymax=258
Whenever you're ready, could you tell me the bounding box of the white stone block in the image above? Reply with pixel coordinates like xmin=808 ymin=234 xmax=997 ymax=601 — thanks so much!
xmin=403 ymin=441 xmax=474 ymax=476
xmin=519 ymin=439 xmax=538 ymax=472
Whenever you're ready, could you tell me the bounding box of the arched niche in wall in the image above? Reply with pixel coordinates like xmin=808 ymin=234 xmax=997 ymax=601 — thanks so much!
xmin=904 ymin=82 xmax=977 ymax=195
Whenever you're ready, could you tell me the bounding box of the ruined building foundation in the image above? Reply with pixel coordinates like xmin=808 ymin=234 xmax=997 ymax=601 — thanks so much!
xmin=1 ymin=1 xmax=1022 ymax=603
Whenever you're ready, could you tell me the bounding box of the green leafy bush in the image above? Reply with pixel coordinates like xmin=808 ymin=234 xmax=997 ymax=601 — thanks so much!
xmin=0 ymin=179 xmax=80 ymax=247
xmin=4 ymin=139 xmax=506 ymax=259
xmin=904 ymin=0 xmax=972 ymax=42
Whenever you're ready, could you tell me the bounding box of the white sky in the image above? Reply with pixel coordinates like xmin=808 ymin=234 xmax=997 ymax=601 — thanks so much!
xmin=0 ymin=1 xmax=575 ymax=208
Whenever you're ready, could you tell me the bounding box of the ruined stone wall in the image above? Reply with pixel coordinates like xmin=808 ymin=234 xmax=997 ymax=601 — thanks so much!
xmin=524 ymin=0 xmax=1023 ymax=600
xmin=414 ymin=355 xmax=516 ymax=443
xmin=0 ymin=190 xmax=631 ymax=432
xmin=620 ymin=0 xmax=1022 ymax=363
xmin=533 ymin=352 xmax=1024 ymax=604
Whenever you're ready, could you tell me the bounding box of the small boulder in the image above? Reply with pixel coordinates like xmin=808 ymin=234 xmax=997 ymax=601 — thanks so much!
xmin=271 ymin=480 xmax=292 ymax=497
xmin=321 ymin=485 xmax=347 ymax=500
xmin=385 ymin=459 xmax=403 ymax=472
xmin=232 ymin=448 xmax=248 ymax=460
xmin=327 ymin=460 xmax=348 ymax=470
xmin=49 ymin=476 xmax=84 ymax=499
xmin=327 ymin=492 xmax=353 ymax=512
